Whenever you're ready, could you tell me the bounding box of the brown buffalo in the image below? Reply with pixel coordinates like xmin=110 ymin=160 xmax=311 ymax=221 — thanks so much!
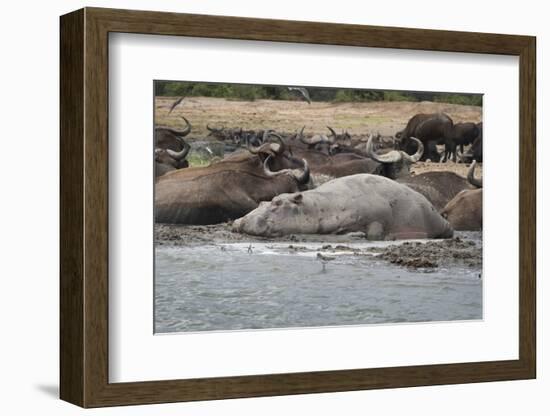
xmin=155 ymin=133 xmax=310 ymax=225
xmin=440 ymin=161 xmax=482 ymax=230
xmin=397 ymin=170 xmax=476 ymax=211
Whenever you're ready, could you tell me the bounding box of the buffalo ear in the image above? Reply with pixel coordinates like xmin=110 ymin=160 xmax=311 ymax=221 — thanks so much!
xmin=293 ymin=193 xmax=303 ymax=204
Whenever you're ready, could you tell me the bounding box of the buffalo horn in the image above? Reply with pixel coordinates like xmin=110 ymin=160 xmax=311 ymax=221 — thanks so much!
xmin=206 ymin=124 xmax=224 ymax=135
xmin=166 ymin=140 xmax=190 ymax=161
xmin=263 ymin=155 xmax=310 ymax=184
xmin=327 ymin=126 xmax=337 ymax=140
xmin=156 ymin=116 xmax=191 ymax=137
xmin=366 ymin=134 xmax=403 ymax=163
xmin=401 ymin=137 xmax=424 ymax=163
xmin=467 ymin=160 xmax=482 ymax=188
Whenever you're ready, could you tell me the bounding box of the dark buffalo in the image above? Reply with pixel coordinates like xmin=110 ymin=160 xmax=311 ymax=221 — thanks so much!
xmin=155 ymin=116 xmax=192 ymax=177
xmin=289 ymin=132 xmax=423 ymax=180
xmin=155 ymin=146 xmax=190 ymax=178
xmin=440 ymin=161 xmax=482 ymax=230
xmin=207 ymin=125 xmax=269 ymax=147
xmin=327 ymin=126 xmax=352 ymax=145
xmin=397 ymin=113 xmax=454 ymax=161
xmin=460 ymin=122 xmax=483 ymax=163
xmin=155 ymin=133 xmax=310 ymax=225
xmin=329 ymin=133 xmax=396 ymax=157
xmin=443 ymin=122 xmax=480 ymax=163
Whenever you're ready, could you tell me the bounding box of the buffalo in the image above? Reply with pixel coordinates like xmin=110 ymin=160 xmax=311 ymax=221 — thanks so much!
xmin=155 ymin=116 xmax=192 ymax=177
xmin=443 ymin=122 xmax=480 ymax=163
xmin=207 ymin=125 xmax=269 ymax=148
xmin=290 ymin=129 xmax=424 ymax=180
xmin=397 ymin=170 xmax=476 ymax=211
xmin=233 ymin=174 xmax=454 ymax=240
xmin=155 ymin=133 xmax=310 ymax=225
xmin=327 ymin=126 xmax=352 ymax=145
xmin=397 ymin=113 xmax=453 ymax=161
xmin=440 ymin=161 xmax=482 ymax=230
xmin=460 ymin=122 xmax=483 ymax=163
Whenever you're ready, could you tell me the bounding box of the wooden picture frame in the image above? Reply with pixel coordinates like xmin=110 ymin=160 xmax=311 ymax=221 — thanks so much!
xmin=60 ymin=7 xmax=536 ymax=408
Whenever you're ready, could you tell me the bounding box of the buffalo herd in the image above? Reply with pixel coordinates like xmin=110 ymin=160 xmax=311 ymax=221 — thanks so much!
xmin=155 ymin=112 xmax=483 ymax=238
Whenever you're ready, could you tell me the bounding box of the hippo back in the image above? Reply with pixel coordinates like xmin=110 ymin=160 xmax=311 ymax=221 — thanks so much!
xmin=233 ymin=174 xmax=453 ymax=239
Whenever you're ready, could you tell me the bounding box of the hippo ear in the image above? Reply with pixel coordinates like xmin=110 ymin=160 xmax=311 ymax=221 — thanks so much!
xmin=292 ymin=194 xmax=303 ymax=204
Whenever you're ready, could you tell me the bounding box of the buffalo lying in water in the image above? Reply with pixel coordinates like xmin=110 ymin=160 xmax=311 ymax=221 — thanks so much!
xmin=233 ymin=174 xmax=453 ymax=240
xmin=155 ymin=116 xmax=192 ymax=177
xmin=155 ymin=134 xmax=310 ymax=225
xmin=440 ymin=161 xmax=482 ymax=230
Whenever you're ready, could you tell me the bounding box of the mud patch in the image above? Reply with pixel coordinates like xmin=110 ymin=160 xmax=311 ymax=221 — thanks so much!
xmin=372 ymin=236 xmax=481 ymax=270
xmin=155 ymin=223 xmax=370 ymax=246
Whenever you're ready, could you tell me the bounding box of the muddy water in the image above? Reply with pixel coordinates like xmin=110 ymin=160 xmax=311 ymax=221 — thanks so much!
xmin=154 ymin=233 xmax=482 ymax=333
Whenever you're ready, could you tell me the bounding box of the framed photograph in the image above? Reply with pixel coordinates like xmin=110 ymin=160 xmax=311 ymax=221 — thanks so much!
xmin=60 ymin=7 xmax=536 ymax=408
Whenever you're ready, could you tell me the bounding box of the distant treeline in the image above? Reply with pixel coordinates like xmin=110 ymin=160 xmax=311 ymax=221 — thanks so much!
xmin=155 ymin=81 xmax=482 ymax=106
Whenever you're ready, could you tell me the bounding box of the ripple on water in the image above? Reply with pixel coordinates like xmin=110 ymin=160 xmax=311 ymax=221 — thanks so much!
xmin=154 ymin=239 xmax=482 ymax=333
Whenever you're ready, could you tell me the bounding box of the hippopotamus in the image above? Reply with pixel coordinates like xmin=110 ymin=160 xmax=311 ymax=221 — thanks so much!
xmin=232 ymin=174 xmax=454 ymax=240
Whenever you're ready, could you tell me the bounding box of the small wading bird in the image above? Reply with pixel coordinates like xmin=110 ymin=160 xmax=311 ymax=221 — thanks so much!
xmin=287 ymin=87 xmax=312 ymax=104
xmin=317 ymin=252 xmax=335 ymax=273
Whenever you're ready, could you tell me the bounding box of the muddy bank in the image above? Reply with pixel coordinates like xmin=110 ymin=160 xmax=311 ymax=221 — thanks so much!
xmin=369 ymin=237 xmax=482 ymax=269
xmin=155 ymin=223 xmax=481 ymax=270
xmin=155 ymin=223 xmax=370 ymax=245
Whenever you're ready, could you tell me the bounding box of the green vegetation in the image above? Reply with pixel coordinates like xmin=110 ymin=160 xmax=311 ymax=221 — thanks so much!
xmin=434 ymin=94 xmax=483 ymax=106
xmin=155 ymin=81 xmax=482 ymax=106
xmin=186 ymin=153 xmax=215 ymax=167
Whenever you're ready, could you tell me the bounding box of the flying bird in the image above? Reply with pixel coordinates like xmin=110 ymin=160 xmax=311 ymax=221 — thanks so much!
xmin=287 ymin=87 xmax=312 ymax=104
xmin=168 ymin=96 xmax=185 ymax=114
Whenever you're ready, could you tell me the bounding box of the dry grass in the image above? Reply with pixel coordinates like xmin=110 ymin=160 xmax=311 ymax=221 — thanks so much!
xmin=155 ymin=96 xmax=482 ymax=137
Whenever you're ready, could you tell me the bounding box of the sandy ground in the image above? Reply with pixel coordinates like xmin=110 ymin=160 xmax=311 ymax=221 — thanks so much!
xmin=156 ymin=96 xmax=481 ymax=137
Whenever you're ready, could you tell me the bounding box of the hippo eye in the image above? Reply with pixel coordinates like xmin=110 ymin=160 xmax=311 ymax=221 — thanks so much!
xmin=274 ymin=199 xmax=283 ymax=206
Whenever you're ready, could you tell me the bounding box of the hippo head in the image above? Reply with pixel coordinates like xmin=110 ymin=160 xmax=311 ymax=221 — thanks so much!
xmin=233 ymin=192 xmax=315 ymax=237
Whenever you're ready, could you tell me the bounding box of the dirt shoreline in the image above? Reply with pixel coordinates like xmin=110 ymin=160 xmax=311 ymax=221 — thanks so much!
xmin=155 ymin=223 xmax=481 ymax=271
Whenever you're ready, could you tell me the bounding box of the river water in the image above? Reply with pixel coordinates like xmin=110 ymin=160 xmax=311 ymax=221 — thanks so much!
xmin=154 ymin=235 xmax=482 ymax=333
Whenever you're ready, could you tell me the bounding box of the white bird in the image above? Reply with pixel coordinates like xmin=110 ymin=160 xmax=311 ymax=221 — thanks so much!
xmin=287 ymin=87 xmax=312 ymax=104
